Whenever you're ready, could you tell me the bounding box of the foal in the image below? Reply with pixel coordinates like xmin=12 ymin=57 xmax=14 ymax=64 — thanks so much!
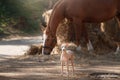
xmin=60 ymin=43 xmax=75 ymax=76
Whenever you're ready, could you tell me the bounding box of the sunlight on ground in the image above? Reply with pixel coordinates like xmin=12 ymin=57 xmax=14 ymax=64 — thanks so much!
xmin=0 ymin=54 xmax=120 ymax=80
xmin=0 ymin=45 xmax=29 ymax=56
xmin=0 ymin=36 xmax=42 ymax=56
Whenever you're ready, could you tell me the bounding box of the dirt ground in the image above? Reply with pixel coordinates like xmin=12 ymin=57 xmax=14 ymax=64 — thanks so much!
xmin=0 ymin=51 xmax=120 ymax=80
xmin=0 ymin=35 xmax=120 ymax=80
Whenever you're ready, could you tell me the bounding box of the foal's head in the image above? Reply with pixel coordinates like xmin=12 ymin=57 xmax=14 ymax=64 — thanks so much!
xmin=42 ymin=30 xmax=57 ymax=55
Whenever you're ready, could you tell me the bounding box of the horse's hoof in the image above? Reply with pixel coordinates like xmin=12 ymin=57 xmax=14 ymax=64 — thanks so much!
xmin=76 ymin=45 xmax=81 ymax=51
xmin=114 ymin=51 xmax=120 ymax=55
xmin=89 ymin=50 xmax=97 ymax=57
xmin=88 ymin=49 xmax=94 ymax=54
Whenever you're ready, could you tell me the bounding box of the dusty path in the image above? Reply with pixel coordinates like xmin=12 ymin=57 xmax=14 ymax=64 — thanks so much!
xmin=0 ymin=53 xmax=120 ymax=80
xmin=0 ymin=36 xmax=120 ymax=80
xmin=0 ymin=36 xmax=42 ymax=57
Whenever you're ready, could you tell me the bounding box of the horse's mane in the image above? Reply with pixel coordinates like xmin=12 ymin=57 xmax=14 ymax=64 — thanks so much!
xmin=42 ymin=9 xmax=52 ymax=18
xmin=46 ymin=0 xmax=65 ymax=37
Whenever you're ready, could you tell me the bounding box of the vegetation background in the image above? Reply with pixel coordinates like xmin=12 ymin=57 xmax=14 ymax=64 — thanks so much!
xmin=0 ymin=0 xmax=57 ymax=37
xmin=0 ymin=0 xmax=120 ymax=53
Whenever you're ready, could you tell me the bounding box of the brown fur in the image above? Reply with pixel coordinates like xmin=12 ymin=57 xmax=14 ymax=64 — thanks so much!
xmin=43 ymin=0 xmax=120 ymax=55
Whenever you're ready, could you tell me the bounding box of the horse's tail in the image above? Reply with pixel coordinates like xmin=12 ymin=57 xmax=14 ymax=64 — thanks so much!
xmin=47 ymin=0 xmax=66 ymax=36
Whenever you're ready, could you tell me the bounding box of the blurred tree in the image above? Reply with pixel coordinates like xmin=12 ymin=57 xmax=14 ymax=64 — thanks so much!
xmin=0 ymin=0 xmax=58 ymax=34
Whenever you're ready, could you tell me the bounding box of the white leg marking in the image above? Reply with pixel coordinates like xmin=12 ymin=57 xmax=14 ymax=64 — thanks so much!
xmin=76 ymin=45 xmax=81 ymax=51
xmin=100 ymin=22 xmax=105 ymax=32
xmin=115 ymin=45 xmax=120 ymax=54
xmin=87 ymin=40 xmax=94 ymax=51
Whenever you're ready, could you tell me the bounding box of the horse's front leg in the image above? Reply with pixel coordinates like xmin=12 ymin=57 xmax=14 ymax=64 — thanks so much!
xmin=74 ymin=20 xmax=94 ymax=52
xmin=114 ymin=16 xmax=120 ymax=54
xmin=81 ymin=25 xmax=94 ymax=52
xmin=73 ymin=20 xmax=83 ymax=51
xmin=115 ymin=42 xmax=120 ymax=54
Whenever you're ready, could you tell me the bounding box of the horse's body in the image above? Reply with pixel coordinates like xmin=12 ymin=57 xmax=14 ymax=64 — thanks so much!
xmin=43 ymin=0 xmax=120 ymax=55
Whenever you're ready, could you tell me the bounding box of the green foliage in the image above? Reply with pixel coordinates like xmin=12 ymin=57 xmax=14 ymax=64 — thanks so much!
xmin=0 ymin=0 xmax=58 ymax=34
xmin=0 ymin=27 xmax=4 ymax=34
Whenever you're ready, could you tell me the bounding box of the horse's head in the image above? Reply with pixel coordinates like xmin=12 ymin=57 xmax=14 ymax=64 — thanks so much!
xmin=42 ymin=30 xmax=57 ymax=55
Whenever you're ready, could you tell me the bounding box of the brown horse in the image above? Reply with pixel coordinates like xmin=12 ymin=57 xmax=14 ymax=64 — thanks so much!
xmin=42 ymin=9 xmax=93 ymax=53
xmin=42 ymin=0 xmax=120 ymax=55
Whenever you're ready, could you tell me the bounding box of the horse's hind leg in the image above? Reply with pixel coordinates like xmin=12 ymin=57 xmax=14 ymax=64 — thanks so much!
xmin=73 ymin=19 xmax=83 ymax=51
xmin=114 ymin=15 xmax=120 ymax=54
xmin=115 ymin=42 xmax=120 ymax=54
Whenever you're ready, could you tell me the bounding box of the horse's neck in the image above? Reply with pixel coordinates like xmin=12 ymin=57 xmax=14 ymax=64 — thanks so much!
xmin=45 ymin=26 xmax=55 ymax=38
xmin=47 ymin=0 xmax=65 ymax=37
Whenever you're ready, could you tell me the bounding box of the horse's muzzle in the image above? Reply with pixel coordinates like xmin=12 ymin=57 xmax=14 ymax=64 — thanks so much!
xmin=42 ymin=51 xmax=51 ymax=55
xmin=42 ymin=47 xmax=52 ymax=55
